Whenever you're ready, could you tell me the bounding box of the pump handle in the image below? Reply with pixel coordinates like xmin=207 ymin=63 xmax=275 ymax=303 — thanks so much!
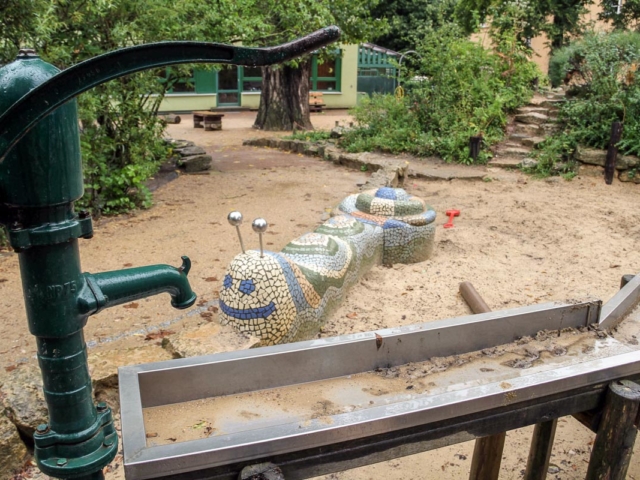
xmin=0 ymin=26 xmax=340 ymax=162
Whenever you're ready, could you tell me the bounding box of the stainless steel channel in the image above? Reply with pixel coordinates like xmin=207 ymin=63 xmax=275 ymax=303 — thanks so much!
xmin=120 ymin=301 xmax=600 ymax=479
xmin=599 ymin=272 xmax=640 ymax=329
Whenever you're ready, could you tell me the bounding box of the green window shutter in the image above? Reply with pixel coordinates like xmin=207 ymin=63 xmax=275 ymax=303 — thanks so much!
xmin=194 ymin=68 xmax=216 ymax=94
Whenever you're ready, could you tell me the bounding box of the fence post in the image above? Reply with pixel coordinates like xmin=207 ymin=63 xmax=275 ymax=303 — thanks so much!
xmin=605 ymin=121 xmax=623 ymax=185
xmin=585 ymin=380 xmax=640 ymax=480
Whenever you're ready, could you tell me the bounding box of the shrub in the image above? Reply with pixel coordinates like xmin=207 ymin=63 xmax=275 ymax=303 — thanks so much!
xmin=536 ymin=31 xmax=640 ymax=175
xmin=342 ymin=20 xmax=541 ymax=163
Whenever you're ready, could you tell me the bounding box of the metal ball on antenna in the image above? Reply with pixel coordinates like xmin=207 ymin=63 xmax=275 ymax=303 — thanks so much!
xmin=227 ymin=211 xmax=246 ymax=254
xmin=252 ymin=218 xmax=268 ymax=257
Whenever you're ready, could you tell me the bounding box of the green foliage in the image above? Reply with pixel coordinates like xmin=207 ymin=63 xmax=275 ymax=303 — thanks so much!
xmin=286 ymin=130 xmax=333 ymax=142
xmin=456 ymin=0 xmax=592 ymax=50
xmin=528 ymin=135 xmax=576 ymax=176
xmin=370 ymin=0 xmax=458 ymax=53
xmin=535 ymin=31 xmax=640 ymax=176
xmin=599 ymin=0 xmax=640 ymax=31
xmin=343 ymin=16 xmax=541 ymax=163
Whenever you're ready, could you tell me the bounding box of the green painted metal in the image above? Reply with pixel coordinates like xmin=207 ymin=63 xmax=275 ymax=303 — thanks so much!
xmin=0 ymin=26 xmax=341 ymax=479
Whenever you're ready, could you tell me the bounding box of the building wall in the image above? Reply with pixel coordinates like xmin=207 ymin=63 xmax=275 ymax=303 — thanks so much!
xmin=157 ymin=44 xmax=359 ymax=112
xmin=472 ymin=4 xmax=610 ymax=73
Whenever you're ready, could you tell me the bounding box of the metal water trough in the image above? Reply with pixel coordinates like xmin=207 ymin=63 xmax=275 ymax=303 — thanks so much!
xmin=118 ymin=276 xmax=640 ymax=480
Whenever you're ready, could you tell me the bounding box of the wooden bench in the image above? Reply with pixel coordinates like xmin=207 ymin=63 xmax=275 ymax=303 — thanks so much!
xmin=193 ymin=111 xmax=224 ymax=131
xmin=309 ymin=92 xmax=326 ymax=113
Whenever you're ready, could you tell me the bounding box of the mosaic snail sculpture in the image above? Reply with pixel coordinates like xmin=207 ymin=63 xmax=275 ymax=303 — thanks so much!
xmin=219 ymin=187 xmax=437 ymax=346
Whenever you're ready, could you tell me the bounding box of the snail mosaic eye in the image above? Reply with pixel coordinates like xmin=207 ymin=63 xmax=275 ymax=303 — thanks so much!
xmin=239 ymin=279 xmax=256 ymax=295
xmin=223 ymin=274 xmax=233 ymax=289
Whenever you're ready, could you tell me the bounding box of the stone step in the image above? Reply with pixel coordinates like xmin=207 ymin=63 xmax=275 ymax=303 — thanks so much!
xmin=515 ymin=112 xmax=550 ymax=125
xmin=508 ymin=133 xmax=530 ymax=142
xmin=498 ymin=146 xmax=532 ymax=157
xmin=488 ymin=156 xmax=523 ymax=168
xmin=504 ymin=141 xmax=523 ymax=148
xmin=516 ymin=106 xmax=549 ymax=116
xmin=540 ymin=122 xmax=560 ymax=134
xmin=513 ymin=123 xmax=544 ymax=136
xmin=540 ymin=99 xmax=565 ymax=109
xmin=521 ymin=136 xmax=545 ymax=148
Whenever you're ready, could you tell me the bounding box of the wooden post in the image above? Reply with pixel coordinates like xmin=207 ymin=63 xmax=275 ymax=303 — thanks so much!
xmin=469 ymin=135 xmax=482 ymax=162
xmin=523 ymin=419 xmax=558 ymax=480
xmin=585 ymin=380 xmax=640 ymax=480
xmin=460 ymin=282 xmax=506 ymax=480
xmin=605 ymin=121 xmax=623 ymax=185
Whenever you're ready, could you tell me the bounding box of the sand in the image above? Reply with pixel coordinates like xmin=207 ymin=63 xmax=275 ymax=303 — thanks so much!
xmin=2 ymin=110 xmax=640 ymax=479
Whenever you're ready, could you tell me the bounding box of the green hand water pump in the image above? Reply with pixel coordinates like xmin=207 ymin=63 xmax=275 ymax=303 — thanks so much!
xmin=0 ymin=27 xmax=340 ymax=480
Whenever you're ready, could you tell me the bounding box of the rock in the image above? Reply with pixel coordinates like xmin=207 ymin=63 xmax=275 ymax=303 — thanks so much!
xmin=361 ymin=168 xmax=398 ymax=190
xmin=521 ymin=157 xmax=538 ymax=168
xmin=488 ymin=157 xmax=522 ymax=168
xmin=500 ymin=146 xmax=531 ymax=157
xmin=619 ymin=170 xmax=640 ymax=183
xmin=338 ymin=152 xmax=366 ymax=170
xmin=170 ymin=139 xmax=195 ymax=149
xmin=320 ymin=212 xmax=330 ymax=221
xmin=268 ymin=138 xmax=281 ymax=149
xmin=515 ymin=112 xmax=549 ymax=125
xmin=575 ymin=146 xmax=607 ymax=166
xmin=520 ymin=137 xmax=545 ymax=148
xmin=88 ymin=344 xmax=174 ymax=407
xmin=540 ymin=123 xmax=560 ymax=134
xmin=330 ymin=126 xmax=346 ymax=138
xmin=544 ymin=177 xmax=561 ymax=184
xmin=0 ymin=414 xmax=27 ymax=476
xmin=513 ymin=123 xmax=543 ymax=136
xmin=163 ymin=321 xmax=258 ymax=358
xmin=304 ymin=145 xmax=319 ymax=156
xmin=324 ymin=147 xmax=341 ymax=163
xmin=179 ymin=154 xmax=212 ymax=173
xmin=515 ymin=106 xmax=549 ymax=116
xmin=1 ymin=364 xmax=48 ymax=440
xmin=288 ymin=140 xmax=304 ymax=152
xmin=616 ymin=154 xmax=640 ymax=171
xmin=175 ymin=145 xmax=205 ymax=156
xmin=578 ymin=164 xmax=604 ymax=177
xmin=246 ymin=138 xmax=269 ymax=147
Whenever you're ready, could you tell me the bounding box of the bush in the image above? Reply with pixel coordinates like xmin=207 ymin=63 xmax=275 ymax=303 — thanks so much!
xmin=76 ymin=75 xmax=170 ymax=215
xmin=536 ymin=31 xmax=640 ymax=175
xmin=342 ymin=17 xmax=541 ymax=163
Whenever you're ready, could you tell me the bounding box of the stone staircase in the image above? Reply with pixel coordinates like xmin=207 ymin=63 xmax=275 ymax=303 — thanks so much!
xmin=489 ymin=90 xmax=565 ymax=169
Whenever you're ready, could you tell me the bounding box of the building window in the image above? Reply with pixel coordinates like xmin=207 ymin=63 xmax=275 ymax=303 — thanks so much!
xmin=160 ymin=68 xmax=196 ymax=93
xmin=242 ymin=66 xmax=262 ymax=92
xmin=162 ymin=67 xmax=216 ymax=94
xmin=311 ymin=54 xmax=341 ymax=92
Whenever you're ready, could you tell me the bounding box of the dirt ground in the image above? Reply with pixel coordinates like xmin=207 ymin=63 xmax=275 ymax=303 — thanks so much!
xmin=2 ymin=109 xmax=640 ymax=479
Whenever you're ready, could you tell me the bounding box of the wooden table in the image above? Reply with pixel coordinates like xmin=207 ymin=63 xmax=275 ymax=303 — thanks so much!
xmin=193 ymin=111 xmax=224 ymax=131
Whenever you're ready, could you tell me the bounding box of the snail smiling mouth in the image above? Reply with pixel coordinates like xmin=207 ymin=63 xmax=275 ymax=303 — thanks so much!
xmin=219 ymin=300 xmax=277 ymax=320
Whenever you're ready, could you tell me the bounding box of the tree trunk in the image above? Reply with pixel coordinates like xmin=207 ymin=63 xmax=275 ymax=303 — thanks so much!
xmin=254 ymin=61 xmax=313 ymax=131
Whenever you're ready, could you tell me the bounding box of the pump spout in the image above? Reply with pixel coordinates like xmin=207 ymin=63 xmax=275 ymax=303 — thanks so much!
xmin=81 ymin=256 xmax=197 ymax=314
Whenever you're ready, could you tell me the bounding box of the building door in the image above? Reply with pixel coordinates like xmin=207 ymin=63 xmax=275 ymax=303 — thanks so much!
xmin=217 ymin=66 xmax=240 ymax=106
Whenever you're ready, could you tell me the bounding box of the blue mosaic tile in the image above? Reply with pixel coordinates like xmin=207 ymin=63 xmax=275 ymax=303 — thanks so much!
xmin=219 ymin=299 xmax=276 ymax=320
xmin=375 ymin=187 xmax=397 ymax=200
xmin=223 ymin=274 xmax=232 ymax=289
xmin=239 ymin=278 xmax=256 ymax=295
